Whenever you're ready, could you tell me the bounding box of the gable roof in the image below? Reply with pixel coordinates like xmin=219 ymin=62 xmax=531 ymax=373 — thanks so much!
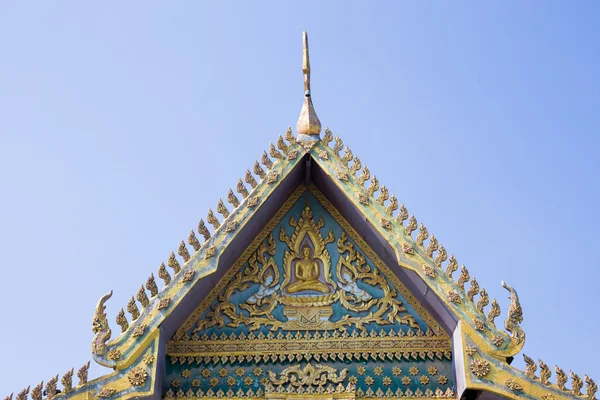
xmin=4 ymin=33 xmax=597 ymax=400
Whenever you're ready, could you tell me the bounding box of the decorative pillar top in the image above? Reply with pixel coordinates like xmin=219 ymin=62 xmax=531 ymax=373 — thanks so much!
xmin=296 ymin=31 xmax=322 ymax=140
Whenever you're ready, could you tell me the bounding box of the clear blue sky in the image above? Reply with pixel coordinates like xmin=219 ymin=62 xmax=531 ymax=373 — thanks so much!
xmin=0 ymin=1 xmax=598 ymax=395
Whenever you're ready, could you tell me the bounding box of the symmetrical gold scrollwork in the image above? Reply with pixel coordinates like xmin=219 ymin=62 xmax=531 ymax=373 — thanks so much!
xmin=268 ymin=363 xmax=347 ymax=387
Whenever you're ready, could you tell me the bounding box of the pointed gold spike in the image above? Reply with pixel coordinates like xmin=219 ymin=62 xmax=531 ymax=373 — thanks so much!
xmin=146 ymin=273 xmax=159 ymax=297
xmin=445 ymin=254 xmax=458 ymax=278
xmin=296 ymin=31 xmax=321 ymax=138
xmin=188 ymin=230 xmax=201 ymax=252
xmin=207 ymin=209 xmax=220 ymax=230
xmin=137 ymin=285 xmax=149 ymax=308
xmin=178 ymin=241 xmax=191 ymax=262
xmin=45 ymin=375 xmax=58 ymax=399
xmin=434 ymin=244 xmax=447 ymax=268
xmin=349 ymin=156 xmax=361 ymax=176
xmin=116 ymin=308 xmax=129 ymax=332
xmin=571 ymin=371 xmax=583 ymax=396
xmin=323 ymin=127 xmax=333 ymax=146
xmin=236 ymin=179 xmax=249 ymax=198
xmin=15 ymin=387 xmax=29 ymax=400
xmin=197 ymin=219 xmax=211 ymax=241
xmin=416 ymin=224 xmax=429 ymax=249
xmin=585 ymin=375 xmax=597 ymax=400
xmin=523 ymin=354 xmax=537 ymax=379
xmin=284 ymin=127 xmax=296 ymax=145
xmin=62 ymin=369 xmax=74 ymax=394
xmin=216 ymin=199 xmax=230 ymax=219
xmin=244 ymin=170 xmax=258 ymax=189
xmin=425 ymin=235 xmax=438 ymax=257
xmin=277 ymin=136 xmax=289 ymax=155
xmin=539 ymin=360 xmax=551 ymax=385
xmin=31 ymin=382 xmax=43 ymax=400
xmin=386 ymin=195 xmax=398 ymax=216
xmin=341 ymin=147 xmax=353 ymax=167
xmin=404 ymin=215 xmax=417 ymax=236
xmin=555 ymin=366 xmax=567 ymax=391
xmin=332 ymin=136 xmax=343 ymax=156
xmin=168 ymin=251 xmax=181 ymax=274
xmin=397 ymin=204 xmax=409 ymax=225
xmin=476 ymin=288 xmax=489 ymax=313
xmin=366 ymin=176 xmax=379 ymax=196
xmin=158 ymin=262 xmax=171 ymax=286
xmin=227 ymin=189 xmax=240 ymax=208
xmin=376 ymin=186 xmax=389 ymax=205
xmin=77 ymin=362 xmax=90 ymax=386
xmin=357 ymin=166 xmax=371 ymax=187
xmin=487 ymin=299 xmax=500 ymax=327
xmin=261 ymin=151 xmax=273 ymax=169
xmin=457 ymin=265 xmax=470 ymax=290
xmin=466 ymin=278 xmax=479 ymax=302
xmin=127 ymin=296 xmax=140 ymax=320
xmin=253 ymin=161 xmax=266 ymax=179
xmin=269 ymin=143 xmax=284 ymax=160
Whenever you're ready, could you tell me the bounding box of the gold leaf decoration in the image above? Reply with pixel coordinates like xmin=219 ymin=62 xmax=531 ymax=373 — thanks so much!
xmin=341 ymin=147 xmax=353 ymax=167
xmin=137 ymin=285 xmax=149 ymax=308
xmin=585 ymin=374 xmax=597 ymax=400
xmin=116 ymin=308 xmax=129 ymax=332
xmin=501 ymin=281 xmax=525 ymax=346
xmin=143 ymin=354 xmax=154 ymax=365
xmin=207 ymin=209 xmax=220 ymax=230
xmin=46 ymin=375 xmax=58 ymax=399
xmin=473 ymin=318 xmax=486 ymax=331
xmin=158 ymin=262 xmax=171 ymax=286
xmin=322 ymin=127 xmax=333 ymax=146
xmin=247 ymin=196 xmax=259 ymax=208
xmin=476 ymin=288 xmax=489 ymax=313
xmin=168 ymin=251 xmax=181 ymax=274
xmin=227 ymin=189 xmax=240 ymax=208
xmin=397 ymin=204 xmax=408 ymax=225
xmin=317 ymin=150 xmax=328 ymax=160
xmin=425 ymin=234 xmax=438 ymax=257
xmin=77 ymin=362 xmax=90 ymax=386
xmin=349 ymin=156 xmax=361 ymax=176
xmin=539 ymin=360 xmax=551 ymax=385
xmin=128 ymin=367 xmax=148 ymax=387
xmin=158 ymin=298 xmax=170 ymax=310
xmin=178 ymin=241 xmax=191 ymax=263
xmin=261 ymin=151 xmax=273 ymax=169
xmin=236 ymin=179 xmax=249 ymax=199
xmin=132 ymin=324 xmax=146 ymax=337
xmin=492 ymin=335 xmax=505 ymax=347
xmin=31 ymin=382 xmax=43 ymax=400
xmin=205 ymin=245 xmax=217 ymax=258
xmin=416 ymin=224 xmax=428 ymax=249
xmin=357 ymin=166 xmax=370 ymax=187
xmin=358 ymin=193 xmax=369 ymax=205
xmin=380 ymin=218 xmax=392 ymax=230
xmin=188 ymin=230 xmax=201 ymax=252
xmin=386 ymin=195 xmax=398 ymax=216
xmin=253 ymin=161 xmax=266 ymax=179
xmin=445 ymin=254 xmax=458 ymax=278
xmin=487 ymin=299 xmax=501 ymax=327
xmin=402 ymin=243 xmax=414 ymax=255
xmin=434 ymin=245 xmax=447 ymax=268
xmin=457 ymin=265 xmax=470 ymax=290
xmin=523 ymin=354 xmax=537 ymax=379
xmin=470 ymin=359 xmax=490 ymax=378
xmin=336 ymin=169 xmax=348 ymax=182
xmin=288 ymin=150 xmax=299 ymax=162
xmin=266 ymin=172 xmax=278 ymax=184
xmin=197 ymin=219 xmax=211 ymax=241
xmin=284 ymin=127 xmax=296 ymax=145
xmin=268 ymin=363 xmax=347 ymax=387
xmin=333 ymin=136 xmax=344 ymax=156
xmin=217 ymin=199 xmax=230 ymax=219
xmin=376 ymin=186 xmax=389 ymax=205
xmin=15 ymin=387 xmax=29 ymax=400
xmin=98 ymin=388 xmax=115 ymax=398
xmin=244 ymin=170 xmax=258 ymax=189
xmin=269 ymin=143 xmax=284 ymax=160
xmin=183 ymin=270 xmax=195 ymax=282
xmin=555 ymin=366 xmax=567 ymax=391
xmin=467 ymin=278 xmax=479 ymax=302
xmin=505 ymin=379 xmax=523 ymax=391
xmin=571 ymin=371 xmax=583 ymax=396
xmin=366 ymin=176 xmax=379 ymax=196
xmin=107 ymin=349 xmax=121 ymax=360
xmin=465 ymin=345 xmax=477 ymax=356
xmin=404 ymin=215 xmax=417 ymax=236
xmin=422 ymin=264 xmax=436 ymax=278
xmin=276 ymin=135 xmax=289 ymax=155
xmin=448 ymin=291 xmax=461 ymax=304
xmin=60 ymin=368 xmax=73 ymax=393
xmin=127 ymin=296 xmax=140 ymax=320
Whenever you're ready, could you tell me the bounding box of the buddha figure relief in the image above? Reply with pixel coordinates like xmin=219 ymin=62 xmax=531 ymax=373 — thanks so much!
xmin=286 ymin=244 xmax=331 ymax=294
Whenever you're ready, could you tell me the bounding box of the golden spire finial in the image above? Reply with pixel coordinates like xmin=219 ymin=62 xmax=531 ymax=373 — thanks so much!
xmin=296 ymin=31 xmax=322 ymax=139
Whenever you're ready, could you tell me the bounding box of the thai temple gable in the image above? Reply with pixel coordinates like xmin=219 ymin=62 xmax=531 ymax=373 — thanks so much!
xmin=4 ymin=32 xmax=598 ymax=400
